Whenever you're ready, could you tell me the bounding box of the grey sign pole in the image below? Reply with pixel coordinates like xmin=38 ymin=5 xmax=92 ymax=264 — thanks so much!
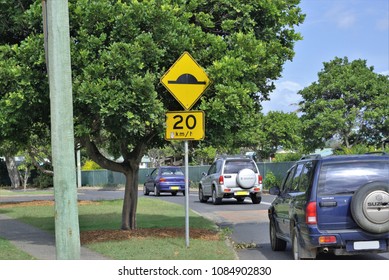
xmin=185 ymin=141 xmax=190 ymax=247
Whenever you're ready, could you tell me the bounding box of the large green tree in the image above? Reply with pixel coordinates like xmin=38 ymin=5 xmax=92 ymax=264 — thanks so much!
xmin=261 ymin=111 xmax=302 ymax=156
xmin=0 ymin=0 xmax=305 ymax=229
xmin=299 ymin=57 xmax=389 ymax=151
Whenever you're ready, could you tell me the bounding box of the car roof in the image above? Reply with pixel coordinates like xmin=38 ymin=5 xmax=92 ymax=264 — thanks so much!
xmin=215 ymin=155 xmax=253 ymax=160
xmin=299 ymin=153 xmax=389 ymax=163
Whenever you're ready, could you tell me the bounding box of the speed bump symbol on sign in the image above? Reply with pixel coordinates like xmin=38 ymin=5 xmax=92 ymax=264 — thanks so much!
xmin=161 ymin=52 xmax=211 ymax=110
xmin=165 ymin=111 xmax=205 ymax=141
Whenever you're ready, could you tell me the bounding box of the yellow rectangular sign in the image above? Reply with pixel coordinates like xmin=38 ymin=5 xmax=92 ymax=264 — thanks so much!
xmin=165 ymin=111 xmax=205 ymax=141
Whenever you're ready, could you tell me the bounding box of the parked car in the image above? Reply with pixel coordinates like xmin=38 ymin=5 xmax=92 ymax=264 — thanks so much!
xmin=268 ymin=153 xmax=389 ymax=259
xmin=199 ymin=155 xmax=262 ymax=205
xmin=143 ymin=166 xmax=185 ymax=196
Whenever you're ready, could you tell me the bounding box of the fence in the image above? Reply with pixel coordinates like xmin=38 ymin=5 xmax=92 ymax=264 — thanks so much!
xmin=81 ymin=161 xmax=294 ymax=187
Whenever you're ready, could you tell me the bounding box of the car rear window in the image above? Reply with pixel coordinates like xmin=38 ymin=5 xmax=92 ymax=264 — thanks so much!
xmin=318 ymin=161 xmax=389 ymax=195
xmin=161 ymin=168 xmax=184 ymax=175
xmin=223 ymin=160 xmax=257 ymax=173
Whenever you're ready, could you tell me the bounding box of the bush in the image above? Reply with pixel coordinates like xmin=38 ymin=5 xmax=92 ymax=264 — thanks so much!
xmin=263 ymin=171 xmax=280 ymax=189
xmin=33 ymin=172 xmax=53 ymax=189
xmin=82 ymin=160 xmax=103 ymax=170
xmin=334 ymin=144 xmax=379 ymax=155
xmin=274 ymin=152 xmax=302 ymax=162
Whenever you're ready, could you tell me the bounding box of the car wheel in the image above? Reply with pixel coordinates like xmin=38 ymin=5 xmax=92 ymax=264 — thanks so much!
xmin=269 ymin=218 xmax=287 ymax=251
xmin=143 ymin=185 xmax=149 ymax=196
xmin=250 ymin=194 xmax=261 ymax=204
xmin=198 ymin=186 xmax=208 ymax=203
xmin=350 ymin=181 xmax=389 ymax=234
xmin=236 ymin=168 xmax=257 ymax=189
xmin=154 ymin=186 xmax=160 ymax=196
xmin=212 ymin=188 xmax=222 ymax=205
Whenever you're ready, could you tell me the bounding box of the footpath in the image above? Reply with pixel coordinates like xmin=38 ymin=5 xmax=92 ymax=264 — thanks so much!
xmin=0 ymin=214 xmax=108 ymax=260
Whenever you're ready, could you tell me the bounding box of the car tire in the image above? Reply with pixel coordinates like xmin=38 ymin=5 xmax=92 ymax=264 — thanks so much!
xmin=350 ymin=181 xmax=389 ymax=234
xmin=212 ymin=188 xmax=222 ymax=205
xmin=236 ymin=168 xmax=257 ymax=189
xmin=199 ymin=186 xmax=208 ymax=203
xmin=154 ymin=186 xmax=160 ymax=196
xmin=250 ymin=194 xmax=261 ymax=204
xmin=269 ymin=218 xmax=287 ymax=251
xmin=143 ymin=185 xmax=149 ymax=196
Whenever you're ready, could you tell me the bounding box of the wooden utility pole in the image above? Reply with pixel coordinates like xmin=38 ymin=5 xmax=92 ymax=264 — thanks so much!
xmin=43 ymin=0 xmax=80 ymax=259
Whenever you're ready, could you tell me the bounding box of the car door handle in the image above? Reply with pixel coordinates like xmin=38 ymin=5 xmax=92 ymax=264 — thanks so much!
xmin=319 ymin=201 xmax=337 ymax=207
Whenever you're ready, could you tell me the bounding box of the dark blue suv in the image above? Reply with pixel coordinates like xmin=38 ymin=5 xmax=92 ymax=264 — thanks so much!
xmin=268 ymin=153 xmax=389 ymax=259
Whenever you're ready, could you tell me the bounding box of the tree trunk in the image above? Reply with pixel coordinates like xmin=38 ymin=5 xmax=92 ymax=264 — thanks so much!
xmin=5 ymin=155 xmax=21 ymax=189
xmin=82 ymin=137 xmax=147 ymax=230
xmin=121 ymin=165 xmax=140 ymax=230
xmin=21 ymin=166 xmax=30 ymax=191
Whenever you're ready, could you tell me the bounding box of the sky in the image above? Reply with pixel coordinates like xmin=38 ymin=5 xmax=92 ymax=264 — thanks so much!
xmin=261 ymin=0 xmax=389 ymax=114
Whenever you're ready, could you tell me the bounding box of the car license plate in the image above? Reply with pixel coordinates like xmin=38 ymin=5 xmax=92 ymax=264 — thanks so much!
xmin=353 ymin=241 xmax=380 ymax=250
xmin=236 ymin=191 xmax=248 ymax=196
xmin=170 ymin=186 xmax=180 ymax=190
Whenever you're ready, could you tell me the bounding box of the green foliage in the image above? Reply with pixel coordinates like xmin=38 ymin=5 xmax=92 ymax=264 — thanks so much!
xmin=263 ymin=171 xmax=280 ymax=189
xmin=32 ymin=172 xmax=53 ymax=189
xmin=260 ymin=111 xmax=302 ymax=157
xmin=193 ymin=145 xmax=217 ymax=165
xmin=0 ymin=0 xmax=306 ymax=158
xmin=274 ymin=152 xmax=302 ymax=162
xmin=82 ymin=160 xmax=103 ymax=171
xmin=334 ymin=144 xmax=384 ymax=155
xmin=299 ymin=57 xmax=389 ymax=151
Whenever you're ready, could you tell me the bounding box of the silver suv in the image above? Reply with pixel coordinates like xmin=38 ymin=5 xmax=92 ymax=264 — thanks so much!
xmin=199 ymin=155 xmax=262 ymax=205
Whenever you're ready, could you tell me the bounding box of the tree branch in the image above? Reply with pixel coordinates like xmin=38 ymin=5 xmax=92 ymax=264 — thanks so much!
xmin=82 ymin=136 xmax=126 ymax=174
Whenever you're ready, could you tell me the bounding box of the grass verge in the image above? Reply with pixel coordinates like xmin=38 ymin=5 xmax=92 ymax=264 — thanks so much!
xmin=0 ymin=237 xmax=35 ymax=260
xmin=0 ymin=198 xmax=236 ymax=260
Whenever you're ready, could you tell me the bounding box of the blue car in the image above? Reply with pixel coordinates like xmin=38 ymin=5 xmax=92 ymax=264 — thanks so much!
xmin=268 ymin=153 xmax=389 ymax=259
xmin=143 ymin=166 xmax=186 ymax=196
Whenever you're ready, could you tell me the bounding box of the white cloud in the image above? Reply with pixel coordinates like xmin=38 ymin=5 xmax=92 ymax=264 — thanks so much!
xmin=325 ymin=4 xmax=357 ymax=29
xmin=379 ymin=70 xmax=389 ymax=76
xmin=261 ymin=81 xmax=304 ymax=114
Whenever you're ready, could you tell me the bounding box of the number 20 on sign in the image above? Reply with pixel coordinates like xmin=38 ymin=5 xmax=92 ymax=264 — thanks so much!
xmin=165 ymin=111 xmax=205 ymax=141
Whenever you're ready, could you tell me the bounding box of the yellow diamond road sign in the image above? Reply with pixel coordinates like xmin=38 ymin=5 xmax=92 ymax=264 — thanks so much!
xmin=161 ymin=52 xmax=211 ymax=110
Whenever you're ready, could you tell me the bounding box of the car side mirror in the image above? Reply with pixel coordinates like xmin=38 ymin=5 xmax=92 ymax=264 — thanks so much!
xmin=269 ymin=186 xmax=281 ymax=196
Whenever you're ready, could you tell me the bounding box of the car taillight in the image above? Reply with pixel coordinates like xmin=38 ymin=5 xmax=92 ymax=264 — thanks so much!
xmin=219 ymin=175 xmax=224 ymax=185
xmin=319 ymin=236 xmax=336 ymax=244
xmin=306 ymin=202 xmax=317 ymax=225
xmin=159 ymin=178 xmax=166 ymax=182
xmin=258 ymin=175 xmax=263 ymax=184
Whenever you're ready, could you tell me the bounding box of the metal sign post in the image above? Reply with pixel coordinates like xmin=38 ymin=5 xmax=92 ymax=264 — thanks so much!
xmin=161 ymin=51 xmax=211 ymax=248
xmin=184 ymin=141 xmax=189 ymax=247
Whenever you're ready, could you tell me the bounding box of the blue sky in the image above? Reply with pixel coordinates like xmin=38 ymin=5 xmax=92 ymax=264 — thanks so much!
xmin=261 ymin=0 xmax=389 ymax=114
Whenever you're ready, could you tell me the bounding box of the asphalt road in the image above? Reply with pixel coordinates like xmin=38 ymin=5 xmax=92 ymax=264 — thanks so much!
xmin=1 ymin=188 xmax=388 ymax=260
